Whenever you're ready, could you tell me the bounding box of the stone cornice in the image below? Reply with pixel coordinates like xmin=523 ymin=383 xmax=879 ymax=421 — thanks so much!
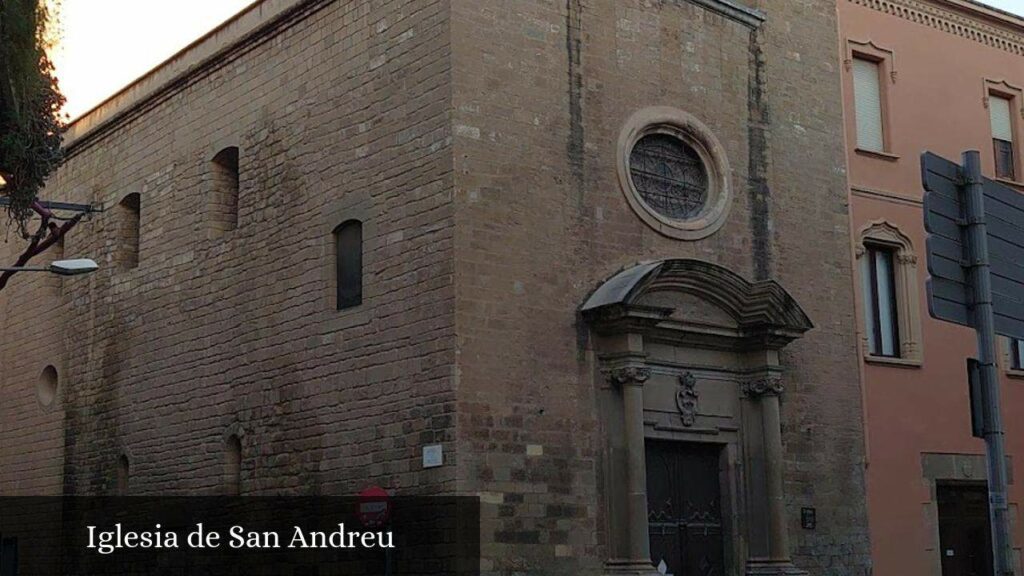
xmin=582 ymin=259 xmax=813 ymax=334
xmin=685 ymin=0 xmax=765 ymax=29
xmin=848 ymin=0 xmax=1024 ymax=56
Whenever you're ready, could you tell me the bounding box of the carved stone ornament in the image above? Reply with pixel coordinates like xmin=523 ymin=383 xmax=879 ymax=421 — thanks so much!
xmin=741 ymin=376 xmax=784 ymax=398
xmin=677 ymin=372 xmax=698 ymax=426
xmin=606 ymin=366 xmax=651 ymax=386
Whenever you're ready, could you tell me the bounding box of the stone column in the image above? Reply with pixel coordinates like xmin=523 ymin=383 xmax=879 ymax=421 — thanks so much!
xmin=742 ymin=377 xmax=806 ymax=576
xmin=761 ymin=392 xmax=789 ymax=561
xmin=606 ymin=365 xmax=660 ymax=576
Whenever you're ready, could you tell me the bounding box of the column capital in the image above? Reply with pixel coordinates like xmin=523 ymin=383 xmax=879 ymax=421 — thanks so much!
xmin=606 ymin=365 xmax=651 ymax=386
xmin=740 ymin=375 xmax=784 ymax=398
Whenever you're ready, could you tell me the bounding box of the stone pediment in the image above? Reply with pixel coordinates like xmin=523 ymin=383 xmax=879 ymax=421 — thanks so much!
xmin=581 ymin=259 xmax=813 ymax=349
xmin=635 ymin=290 xmax=739 ymax=328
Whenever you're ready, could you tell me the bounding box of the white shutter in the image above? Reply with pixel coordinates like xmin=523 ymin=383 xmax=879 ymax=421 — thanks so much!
xmin=990 ymin=95 xmax=1014 ymax=142
xmin=875 ymin=250 xmax=897 ymax=357
xmin=853 ymin=59 xmax=885 ymax=152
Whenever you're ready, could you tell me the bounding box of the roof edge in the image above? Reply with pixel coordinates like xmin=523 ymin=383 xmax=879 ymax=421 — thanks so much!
xmin=934 ymin=0 xmax=1024 ymax=33
xmin=63 ymin=0 xmax=317 ymax=151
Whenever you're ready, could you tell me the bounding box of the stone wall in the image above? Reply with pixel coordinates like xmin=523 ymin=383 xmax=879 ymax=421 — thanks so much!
xmin=0 ymin=0 xmax=457 ymax=497
xmin=0 ymin=0 xmax=872 ymax=573
xmin=450 ymin=0 xmax=870 ymax=573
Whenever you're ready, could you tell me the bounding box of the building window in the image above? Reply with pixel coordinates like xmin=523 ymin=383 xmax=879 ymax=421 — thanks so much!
xmin=334 ymin=220 xmax=363 ymax=310
xmin=852 ymin=57 xmax=886 ymax=153
xmin=629 ymin=133 xmax=709 ymax=221
xmin=210 ymin=146 xmax=240 ymax=234
xmin=117 ymin=455 xmax=130 ymax=495
xmin=616 ymin=107 xmax=733 ymax=241
xmin=225 ymin=435 xmax=241 ymax=496
xmin=857 ymin=221 xmax=922 ymax=364
xmin=990 ymin=94 xmax=1016 ymax=180
xmin=116 ymin=193 xmax=141 ymax=269
xmin=1012 ymin=339 xmax=1024 ymax=371
xmin=861 ymin=244 xmax=900 ymax=357
xmin=37 ymin=365 xmax=58 ymax=408
xmin=0 ymin=536 xmax=17 ymax=576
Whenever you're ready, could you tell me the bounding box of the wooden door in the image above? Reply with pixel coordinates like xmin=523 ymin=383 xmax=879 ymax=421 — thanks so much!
xmin=646 ymin=440 xmax=725 ymax=576
xmin=938 ymin=482 xmax=993 ymax=576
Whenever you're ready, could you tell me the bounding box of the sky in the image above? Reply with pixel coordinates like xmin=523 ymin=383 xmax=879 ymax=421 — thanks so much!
xmin=984 ymin=0 xmax=1024 ymax=16
xmin=49 ymin=0 xmax=1024 ymax=121
xmin=51 ymin=0 xmax=253 ymax=120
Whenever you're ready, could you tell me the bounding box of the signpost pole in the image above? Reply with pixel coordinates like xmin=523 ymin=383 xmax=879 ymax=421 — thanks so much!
xmin=962 ymin=150 xmax=1015 ymax=576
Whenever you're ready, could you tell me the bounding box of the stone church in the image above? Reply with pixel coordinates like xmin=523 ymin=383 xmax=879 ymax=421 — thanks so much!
xmin=0 ymin=0 xmax=871 ymax=574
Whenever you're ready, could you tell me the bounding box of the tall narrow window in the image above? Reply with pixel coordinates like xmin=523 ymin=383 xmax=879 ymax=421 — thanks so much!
xmin=0 ymin=537 xmax=17 ymax=576
xmin=225 ymin=435 xmax=241 ymax=496
xmin=1012 ymin=338 xmax=1024 ymax=370
xmin=990 ymin=95 xmax=1016 ymax=180
xmin=334 ymin=220 xmax=363 ymax=309
xmin=116 ymin=455 xmax=130 ymax=495
xmin=211 ymin=147 xmax=240 ymax=234
xmin=853 ymin=58 xmax=885 ymax=153
xmin=861 ymin=244 xmax=900 ymax=357
xmin=37 ymin=365 xmax=58 ymax=408
xmin=117 ymin=193 xmax=141 ymax=269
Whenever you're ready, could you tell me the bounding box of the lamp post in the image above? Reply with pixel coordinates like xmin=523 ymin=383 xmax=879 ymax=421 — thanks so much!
xmin=0 ymin=258 xmax=99 ymax=276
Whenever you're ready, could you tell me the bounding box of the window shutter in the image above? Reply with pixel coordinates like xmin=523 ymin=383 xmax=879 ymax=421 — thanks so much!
xmin=874 ymin=249 xmax=898 ymax=357
xmin=995 ymin=139 xmax=1016 ymax=180
xmin=860 ymin=255 xmax=878 ymax=354
xmin=990 ymin=95 xmax=1014 ymax=143
xmin=853 ymin=59 xmax=885 ymax=152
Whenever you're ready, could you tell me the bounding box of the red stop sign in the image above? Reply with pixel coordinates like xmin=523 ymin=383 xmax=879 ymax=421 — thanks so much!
xmin=357 ymin=486 xmax=391 ymax=528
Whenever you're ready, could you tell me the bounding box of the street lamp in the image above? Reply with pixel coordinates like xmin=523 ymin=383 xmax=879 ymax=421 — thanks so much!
xmin=0 ymin=258 xmax=99 ymax=276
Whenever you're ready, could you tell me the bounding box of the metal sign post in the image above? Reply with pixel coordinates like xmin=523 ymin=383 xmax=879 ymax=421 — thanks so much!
xmin=961 ymin=151 xmax=1014 ymax=576
xmin=923 ymin=150 xmax=1022 ymax=576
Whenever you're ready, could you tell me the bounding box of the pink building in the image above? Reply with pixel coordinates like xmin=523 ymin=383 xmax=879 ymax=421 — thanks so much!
xmin=838 ymin=1 xmax=1024 ymax=575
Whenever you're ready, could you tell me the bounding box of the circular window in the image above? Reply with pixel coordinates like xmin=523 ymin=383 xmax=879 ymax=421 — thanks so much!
xmin=38 ymin=365 xmax=59 ymax=407
xmin=617 ymin=107 xmax=732 ymax=240
xmin=629 ymin=134 xmax=709 ymax=221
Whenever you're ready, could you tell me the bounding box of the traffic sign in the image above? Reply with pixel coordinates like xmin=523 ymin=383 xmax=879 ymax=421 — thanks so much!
xmin=922 ymin=152 xmax=1024 ymax=339
xmin=922 ymin=150 xmax=1018 ymax=576
xmin=357 ymin=486 xmax=391 ymax=528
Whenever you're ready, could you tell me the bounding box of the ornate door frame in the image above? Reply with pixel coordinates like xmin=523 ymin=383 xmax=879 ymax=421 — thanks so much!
xmin=582 ymin=259 xmax=812 ymax=576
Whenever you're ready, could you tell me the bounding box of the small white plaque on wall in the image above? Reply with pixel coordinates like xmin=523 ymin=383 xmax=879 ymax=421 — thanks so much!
xmin=423 ymin=444 xmax=443 ymax=468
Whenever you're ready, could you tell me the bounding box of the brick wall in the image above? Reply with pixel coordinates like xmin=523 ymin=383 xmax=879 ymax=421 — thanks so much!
xmin=450 ymin=0 xmax=870 ymax=573
xmin=0 ymin=0 xmax=457 ymax=497
xmin=756 ymin=0 xmax=873 ymax=570
xmin=1 ymin=0 xmax=871 ymax=573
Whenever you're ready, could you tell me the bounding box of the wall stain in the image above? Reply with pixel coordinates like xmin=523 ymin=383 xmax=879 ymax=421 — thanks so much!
xmin=566 ymin=0 xmax=585 ymax=210
xmin=747 ymin=28 xmax=773 ymax=281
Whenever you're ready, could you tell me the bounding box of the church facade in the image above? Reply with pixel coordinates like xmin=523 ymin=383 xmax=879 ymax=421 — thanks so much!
xmin=0 ymin=0 xmax=872 ymax=574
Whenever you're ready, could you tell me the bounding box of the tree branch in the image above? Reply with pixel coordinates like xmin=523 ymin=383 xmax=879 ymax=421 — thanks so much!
xmin=0 ymin=199 xmax=84 ymax=292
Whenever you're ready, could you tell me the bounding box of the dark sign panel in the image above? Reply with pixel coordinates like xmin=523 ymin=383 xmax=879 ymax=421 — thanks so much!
xmin=922 ymin=152 xmax=1024 ymax=340
xmin=981 ymin=178 xmax=1024 ymax=340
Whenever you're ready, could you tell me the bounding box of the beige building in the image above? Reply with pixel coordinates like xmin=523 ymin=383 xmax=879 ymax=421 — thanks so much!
xmin=1 ymin=0 xmax=871 ymax=574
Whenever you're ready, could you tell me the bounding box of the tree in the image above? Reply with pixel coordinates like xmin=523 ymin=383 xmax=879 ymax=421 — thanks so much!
xmin=0 ymin=0 xmax=81 ymax=292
